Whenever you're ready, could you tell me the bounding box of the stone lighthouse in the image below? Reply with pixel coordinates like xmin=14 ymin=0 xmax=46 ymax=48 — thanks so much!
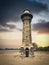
xmin=21 ymin=9 xmax=33 ymax=57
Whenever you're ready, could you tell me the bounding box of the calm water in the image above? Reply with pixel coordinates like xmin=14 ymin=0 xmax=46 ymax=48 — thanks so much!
xmin=0 ymin=50 xmax=49 ymax=53
xmin=0 ymin=50 xmax=20 ymax=52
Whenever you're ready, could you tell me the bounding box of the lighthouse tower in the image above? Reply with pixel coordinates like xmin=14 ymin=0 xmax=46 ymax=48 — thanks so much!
xmin=21 ymin=9 xmax=33 ymax=57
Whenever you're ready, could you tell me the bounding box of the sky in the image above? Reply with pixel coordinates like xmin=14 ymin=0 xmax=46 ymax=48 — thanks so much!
xmin=0 ymin=0 xmax=49 ymax=48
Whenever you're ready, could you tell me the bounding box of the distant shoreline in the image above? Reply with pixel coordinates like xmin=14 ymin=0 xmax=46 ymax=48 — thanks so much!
xmin=0 ymin=49 xmax=20 ymax=53
xmin=0 ymin=50 xmax=49 ymax=53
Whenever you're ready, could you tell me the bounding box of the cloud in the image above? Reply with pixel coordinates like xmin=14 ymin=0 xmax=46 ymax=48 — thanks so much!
xmin=0 ymin=21 xmax=23 ymax=32
xmin=0 ymin=25 xmax=10 ymax=32
xmin=0 ymin=0 xmax=48 ymax=26
xmin=32 ymin=20 xmax=49 ymax=34
xmin=0 ymin=21 xmax=17 ymax=32
xmin=28 ymin=0 xmax=48 ymax=12
xmin=6 ymin=22 xmax=17 ymax=29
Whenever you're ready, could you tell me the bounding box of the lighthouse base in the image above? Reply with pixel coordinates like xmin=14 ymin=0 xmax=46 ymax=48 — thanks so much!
xmin=20 ymin=44 xmax=34 ymax=57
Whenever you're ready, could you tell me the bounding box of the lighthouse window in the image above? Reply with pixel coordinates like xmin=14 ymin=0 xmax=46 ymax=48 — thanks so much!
xmin=26 ymin=36 xmax=28 ymax=38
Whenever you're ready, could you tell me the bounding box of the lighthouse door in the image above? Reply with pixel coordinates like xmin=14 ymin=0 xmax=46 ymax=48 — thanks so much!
xmin=25 ymin=48 xmax=29 ymax=57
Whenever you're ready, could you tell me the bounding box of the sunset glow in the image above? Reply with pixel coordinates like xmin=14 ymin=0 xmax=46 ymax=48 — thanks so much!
xmin=0 ymin=30 xmax=49 ymax=48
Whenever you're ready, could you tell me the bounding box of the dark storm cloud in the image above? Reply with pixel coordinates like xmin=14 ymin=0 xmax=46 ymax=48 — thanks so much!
xmin=0 ymin=28 xmax=9 ymax=32
xmin=6 ymin=25 xmax=16 ymax=29
xmin=33 ymin=20 xmax=49 ymax=33
xmin=28 ymin=0 xmax=48 ymax=12
xmin=0 ymin=23 xmax=17 ymax=32
xmin=0 ymin=25 xmax=10 ymax=32
xmin=0 ymin=0 xmax=48 ymax=26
